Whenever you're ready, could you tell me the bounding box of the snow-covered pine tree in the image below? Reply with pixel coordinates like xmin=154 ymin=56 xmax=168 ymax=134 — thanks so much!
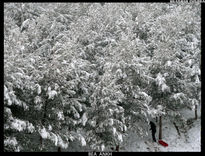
xmin=4 ymin=13 xmax=37 ymax=151
xmin=110 ymin=57 xmax=154 ymax=139
xmin=85 ymin=62 xmax=127 ymax=151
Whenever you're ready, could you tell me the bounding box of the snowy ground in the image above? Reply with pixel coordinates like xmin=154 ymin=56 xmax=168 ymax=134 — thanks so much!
xmin=120 ymin=106 xmax=201 ymax=152
xmin=66 ymin=106 xmax=201 ymax=152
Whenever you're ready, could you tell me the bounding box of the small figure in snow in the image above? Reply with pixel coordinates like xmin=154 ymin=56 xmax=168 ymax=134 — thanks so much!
xmin=116 ymin=145 xmax=119 ymax=152
xmin=150 ymin=121 xmax=157 ymax=142
xmin=110 ymin=145 xmax=119 ymax=152
xmin=58 ymin=147 xmax=61 ymax=152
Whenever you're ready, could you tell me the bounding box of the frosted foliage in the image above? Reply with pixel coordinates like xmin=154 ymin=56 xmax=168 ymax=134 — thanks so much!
xmin=173 ymin=93 xmax=184 ymax=100
xmin=161 ymin=84 xmax=170 ymax=92
xmin=27 ymin=122 xmax=35 ymax=133
xmin=148 ymin=105 xmax=165 ymax=117
xmin=116 ymin=69 xmax=123 ymax=78
xmin=5 ymin=107 xmax=12 ymax=117
xmin=156 ymin=73 xmax=165 ymax=87
xmin=4 ymin=137 xmax=18 ymax=147
xmin=171 ymin=93 xmax=187 ymax=105
xmin=117 ymin=133 xmax=123 ymax=143
xmin=34 ymin=96 xmax=41 ymax=104
xmin=81 ymin=113 xmax=88 ymax=126
xmin=113 ymin=127 xmax=116 ymax=135
xmin=11 ymin=119 xmax=27 ymax=132
xmin=49 ymin=133 xmax=58 ymax=146
xmin=79 ymin=135 xmax=86 ymax=146
xmin=4 ymin=3 xmax=200 ymax=152
xmin=36 ymin=84 xmax=41 ymax=95
xmin=71 ymin=106 xmax=80 ymax=119
xmin=109 ymin=118 xmax=114 ymax=126
xmin=57 ymin=111 xmax=64 ymax=120
xmin=166 ymin=61 xmax=172 ymax=67
xmin=57 ymin=135 xmax=68 ymax=149
xmin=124 ymin=125 xmax=127 ymax=132
xmin=48 ymin=90 xmax=57 ymax=99
xmin=90 ymin=120 xmax=96 ymax=127
xmin=195 ymin=75 xmax=200 ymax=84
xmin=148 ymin=108 xmax=158 ymax=118
xmin=101 ymin=144 xmax=105 ymax=151
xmin=155 ymin=73 xmax=170 ymax=92
xmin=39 ymin=127 xmax=49 ymax=139
xmin=21 ymin=19 xmax=30 ymax=31
xmin=48 ymin=125 xmax=52 ymax=131
xmin=4 ymin=137 xmax=20 ymax=152
xmin=191 ymin=99 xmax=198 ymax=110
xmin=191 ymin=65 xmax=200 ymax=76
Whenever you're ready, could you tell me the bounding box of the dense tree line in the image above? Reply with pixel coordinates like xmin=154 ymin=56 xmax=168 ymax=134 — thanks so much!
xmin=4 ymin=3 xmax=200 ymax=152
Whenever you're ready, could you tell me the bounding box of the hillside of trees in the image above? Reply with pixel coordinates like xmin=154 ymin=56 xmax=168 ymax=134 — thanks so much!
xmin=4 ymin=3 xmax=201 ymax=152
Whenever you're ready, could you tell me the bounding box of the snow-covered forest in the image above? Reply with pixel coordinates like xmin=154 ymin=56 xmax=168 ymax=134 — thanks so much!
xmin=4 ymin=3 xmax=201 ymax=152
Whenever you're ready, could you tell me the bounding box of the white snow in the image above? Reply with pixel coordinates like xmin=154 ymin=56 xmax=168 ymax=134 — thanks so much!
xmin=71 ymin=106 xmax=80 ymax=119
xmin=81 ymin=113 xmax=88 ymax=126
xmin=5 ymin=107 xmax=12 ymax=116
xmin=21 ymin=19 xmax=30 ymax=31
xmin=109 ymin=119 xmax=114 ymax=126
xmin=34 ymin=103 xmax=43 ymax=111
xmin=113 ymin=127 xmax=116 ymax=135
xmin=121 ymin=107 xmax=201 ymax=152
xmin=139 ymin=91 xmax=148 ymax=97
xmin=155 ymin=73 xmax=165 ymax=86
xmin=117 ymin=132 xmax=123 ymax=143
xmin=4 ymin=137 xmax=18 ymax=147
xmin=30 ymin=58 xmax=35 ymax=64
xmin=56 ymin=68 xmax=60 ymax=74
xmin=48 ymin=125 xmax=52 ymax=131
xmin=27 ymin=122 xmax=35 ymax=133
xmin=190 ymin=99 xmax=199 ymax=111
xmin=191 ymin=65 xmax=200 ymax=76
xmin=36 ymin=84 xmax=41 ymax=94
xmin=66 ymin=105 xmax=200 ymax=152
xmin=4 ymin=137 xmax=20 ymax=152
xmin=39 ymin=127 xmax=49 ymax=139
xmin=49 ymin=132 xmax=58 ymax=146
xmin=11 ymin=119 xmax=27 ymax=132
xmin=57 ymin=135 xmax=68 ymax=149
xmin=161 ymin=83 xmax=170 ymax=92
xmin=75 ymin=101 xmax=83 ymax=112
xmin=89 ymin=120 xmax=96 ymax=127
xmin=101 ymin=144 xmax=105 ymax=151
xmin=34 ymin=96 xmax=42 ymax=104
xmin=155 ymin=73 xmax=170 ymax=92
xmin=48 ymin=90 xmax=57 ymax=99
xmin=57 ymin=111 xmax=64 ymax=120
xmin=166 ymin=60 xmax=172 ymax=66
xmin=108 ymin=109 xmax=114 ymax=115
xmin=195 ymin=75 xmax=200 ymax=84
xmin=80 ymin=136 xmax=86 ymax=146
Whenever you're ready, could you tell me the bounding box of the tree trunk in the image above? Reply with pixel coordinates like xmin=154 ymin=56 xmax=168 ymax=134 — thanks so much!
xmin=58 ymin=147 xmax=61 ymax=152
xmin=156 ymin=116 xmax=158 ymax=123
xmin=195 ymin=105 xmax=198 ymax=120
xmin=159 ymin=116 xmax=162 ymax=140
xmin=20 ymin=4 xmax=24 ymax=26
xmin=39 ymin=136 xmax=43 ymax=150
xmin=40 ymin=136 xmax=43 ymax=145
xmin=42 ymin=99 xmax=48 ymax=125
xmin=173 ymin=122 xmax=181 ymax=136
xmin=40 ymin=99 xmax=48 ymax=149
